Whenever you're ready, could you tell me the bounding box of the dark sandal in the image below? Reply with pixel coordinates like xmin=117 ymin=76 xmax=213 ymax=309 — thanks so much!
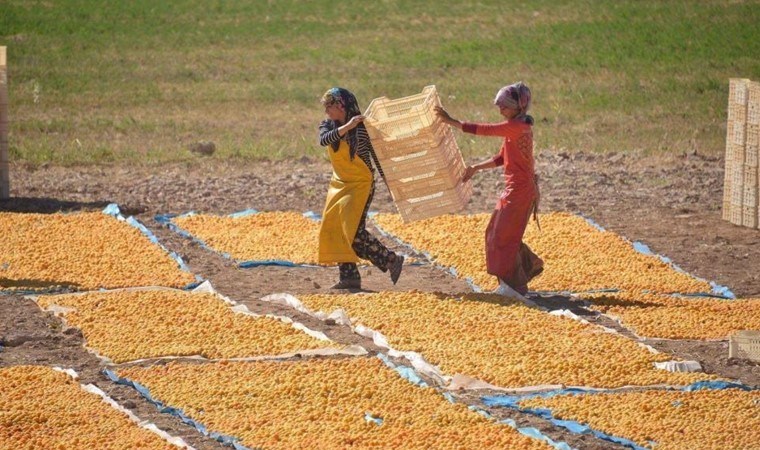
xmin=330 ymin=279 xmax=361 ymax=290
xmin=528 ymin=266 xmax=544 ymax=280
xmin=389 ymin=254 xmax=404 ymax=285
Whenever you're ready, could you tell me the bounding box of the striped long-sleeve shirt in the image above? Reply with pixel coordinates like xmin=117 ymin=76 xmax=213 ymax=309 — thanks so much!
xmin=318 ymin=120 xmax=386 ymax=181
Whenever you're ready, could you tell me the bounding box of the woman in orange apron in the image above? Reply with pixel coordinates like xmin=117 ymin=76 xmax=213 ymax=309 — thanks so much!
xmin=435 ymin=82 xmax=543 ymax=297
xmin=318 ymin=88 xmax=404 ymax=290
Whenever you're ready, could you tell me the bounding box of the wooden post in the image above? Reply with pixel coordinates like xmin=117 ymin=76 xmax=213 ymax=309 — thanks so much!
xmin=0 ymin=46 xmax=9 ymax=199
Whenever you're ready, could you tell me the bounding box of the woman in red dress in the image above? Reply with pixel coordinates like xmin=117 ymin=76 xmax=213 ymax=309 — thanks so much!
xmin=435 ymin=82 xmax=543 ymax=297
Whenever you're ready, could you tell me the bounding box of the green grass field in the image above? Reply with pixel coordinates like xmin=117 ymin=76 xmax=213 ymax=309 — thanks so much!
xmin=2 ymin=0 xmax=759 ymax=165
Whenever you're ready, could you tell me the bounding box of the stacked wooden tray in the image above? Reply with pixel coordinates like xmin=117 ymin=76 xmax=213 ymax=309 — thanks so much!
xmin=364 ymin=86 xmax=472 ymax=222
xmin=723 ymin=78 xmax=760 ymax=229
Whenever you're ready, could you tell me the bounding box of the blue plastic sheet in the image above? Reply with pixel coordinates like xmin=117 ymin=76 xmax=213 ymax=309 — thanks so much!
xmin=107 ymin=354 xmax=574 ymax=450
xmin=160 ymin=209 xmax=423 ymax=269
xmin=377 ymin=354 xmax=429 ymax=388
xmin=684 ymin=380 xmax=753 ymax=392
xmin=372 ymin=212 xmax=735 ymax=298
xmin=155 ymin=212 xmax=218 ymax=255
xmin=632 ymin=241 xmax=735 ymax=299
xmin=372 ymin=212 xmax=576 ymax=295
xmin=483 ymin=393 xmax=646 ymax=449
xmin=104 ymin=204 xmax=201 ymax=289
xmin=228 ymin=209 xmax=259 ymax=218
xmin=0 ymin=204 xmax=200 ymax=295
xmin=103 ymin=369 xmax=251 ymax=450
xmin=580 ymin=215 xmax=607 ymax=232
xmin=157 ymin=210 xmax=322 ymax=268
xmin=303 ymin=210 xmax=321 ymax=220
xmin=377 ymin=355 xmax=573 ymax=450
xmin=467 ymin=404 xmax=574 ymax=450
xmin=364 ymin=412 xmax=384 ymax=426
xmin=482 ymin=380 xmax=757 ymax=450
xmin=101 ymin=203 xmax=122 ymax=217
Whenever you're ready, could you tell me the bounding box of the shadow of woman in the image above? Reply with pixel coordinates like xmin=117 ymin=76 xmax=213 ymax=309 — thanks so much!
xmin=430 ymin=290 xmax=600 ymax=317
xmin=0 ymin=197 xmax=144 ymax=215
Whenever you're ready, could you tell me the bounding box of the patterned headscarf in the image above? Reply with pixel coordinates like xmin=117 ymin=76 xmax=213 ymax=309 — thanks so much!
xmin=321 ymin=87 xmax=363 ymax=155
xmin=494 ymin=82 xmax=533 ymax=124
xmin=321 ymin=87 xmax=361 ymax=121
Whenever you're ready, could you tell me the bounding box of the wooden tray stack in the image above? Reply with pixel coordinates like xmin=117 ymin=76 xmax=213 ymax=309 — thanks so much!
xmin=723 ymin=78 xmax=760 ymax=229
xmin=1 ymin=46 xmax=9 ymax=199
xmin=364 ymin=86 xmax=472 ymax=222
xmin=729 ymin=330 xmax=760 ymax=362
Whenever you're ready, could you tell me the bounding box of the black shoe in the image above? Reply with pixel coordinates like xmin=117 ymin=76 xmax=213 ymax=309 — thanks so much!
xmin=331 ymin=279 xmax=361 ymax=290
xmin=389 ymin=254 xmax=404 ymax=285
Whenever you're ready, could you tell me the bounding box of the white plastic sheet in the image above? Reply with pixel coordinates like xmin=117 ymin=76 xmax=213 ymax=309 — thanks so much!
xmin=261 ymin=293 xmax=716 ymax=393
xmin=32 ymin=283 xmax=366 ymax=366
xmin=51 ymin=367 xmax=194 ymax=449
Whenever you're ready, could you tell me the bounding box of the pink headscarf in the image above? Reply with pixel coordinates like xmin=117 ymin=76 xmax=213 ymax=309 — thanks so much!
xmin=494 ymin=82 xmax=532 ymax=121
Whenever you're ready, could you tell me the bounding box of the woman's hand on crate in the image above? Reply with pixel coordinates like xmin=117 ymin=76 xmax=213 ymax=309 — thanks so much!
xmin=346 ymin=114 xmax=365 ymax=129
xmin=435 ymin=106 xmax=463 ymax=130
xmin=462 ymin=165 xmax=477 ymax=183
xmin=337 ymin=114 xmax=365 ymax=137
xmin=462 ymin=159 xmax=499 ymax=183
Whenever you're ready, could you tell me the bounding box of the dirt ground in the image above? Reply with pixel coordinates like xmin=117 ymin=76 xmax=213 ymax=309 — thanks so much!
xmin=6 ymin=150 xmax=759 ymax=296
xmin=1 ymin=151 xmax=759 ymax=449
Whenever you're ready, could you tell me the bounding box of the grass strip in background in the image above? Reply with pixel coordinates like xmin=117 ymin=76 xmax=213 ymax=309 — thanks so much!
xmin=2 ymin=1 xmax=758 ymax=165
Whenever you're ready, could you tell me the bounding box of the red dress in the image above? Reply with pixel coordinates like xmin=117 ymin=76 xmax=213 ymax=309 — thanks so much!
xmin=462 ymin=119 xmax=543 ymax=294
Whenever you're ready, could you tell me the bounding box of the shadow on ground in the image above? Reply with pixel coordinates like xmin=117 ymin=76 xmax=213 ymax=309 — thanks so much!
xmin=0 ymin=197 xmax=116 ymax=214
